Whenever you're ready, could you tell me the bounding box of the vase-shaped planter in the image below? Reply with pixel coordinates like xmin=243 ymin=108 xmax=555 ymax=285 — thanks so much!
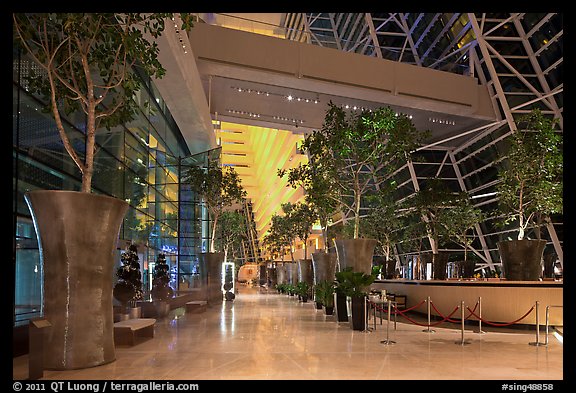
xmin=128 ymin=306 xmax=142 ymax=319
xmin=154 ymin=301 xmax=170 ymax=318
xmin=276 ymin=264 xmax=287 ymax=285
xmin=24 ymin=190 xmax=128 ymax=370
xmin=298 ymin=259 xmax=314 ymax=286
xmin=334 ymin=238 xmax=378 ymax=274
xmin=311 ymin=252 xmax=337 ymax=284
xmin=497 ymin=239 xmax=546 ymax=281
xmin=432 ymin=252 xmax=449 ymax=280
xmin=335 ymin=292 xmax=348 ymax=322
xmin=199 ymin=252 xmax=225 ymax=304
xmin=350 ymin=295 xmax=368 ymax=331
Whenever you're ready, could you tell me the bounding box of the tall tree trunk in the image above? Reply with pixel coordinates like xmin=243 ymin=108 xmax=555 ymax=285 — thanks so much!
xmin=210 ymin=212 xmax=219 ymax=253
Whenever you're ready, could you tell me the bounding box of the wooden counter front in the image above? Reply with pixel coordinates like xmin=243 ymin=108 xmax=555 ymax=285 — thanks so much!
xmin=371 ymin=279 xmax=563 ymax=326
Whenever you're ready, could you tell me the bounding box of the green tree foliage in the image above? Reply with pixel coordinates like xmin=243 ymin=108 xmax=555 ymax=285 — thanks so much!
xmin=410 ymin=177 xmax=455 ymax=254
xmin=300 ymin=102 xmax=428 ymax=239
xmin=183 ymin=164 xmax=247 ymax=253
xmin=442 ymin=193 xmax=484 ymax=261
xmin=215 ymin=210 xmax=248 ymax=263
xmin=13 ymin=13 xmax=193 ymax=192
xmin=335 ymin=267 xmax=377 ymax=297
xmin=361 ymin=182 xmax=405 ymax=262
xmin=290 ymin=202 xmax=317 ymax=260
xmin=496 ymin=109 xmax=563 ymax=240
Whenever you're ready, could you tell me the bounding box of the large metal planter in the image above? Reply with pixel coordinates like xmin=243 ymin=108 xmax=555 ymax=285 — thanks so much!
xmin=311 ymin=252 xmax=337 ymax=284
xmin=298 ymin=259 xmax=314 ymax=285
xmin=24 ymin=190 xmax=128 ymax=370
xmin=334 ymin=238 xmax=378 ymax=274
xmin=276 ymin=263 xmax=287 ymax=285
xmin=497 ymin=239 xmax=546 ymax=281
xmin=199 ymin=252 xmax=224 ymax=304
xmin=432 ymin=252 xmax=449 ymax=280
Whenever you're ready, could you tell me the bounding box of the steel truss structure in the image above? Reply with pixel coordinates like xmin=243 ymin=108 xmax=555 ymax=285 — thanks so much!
xmin=284 ymin=13 xmax=563 ymax=272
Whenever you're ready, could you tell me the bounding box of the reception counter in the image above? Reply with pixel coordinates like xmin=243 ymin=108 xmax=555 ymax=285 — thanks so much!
xmin=371 ymin=279 xmax=563 ymax=326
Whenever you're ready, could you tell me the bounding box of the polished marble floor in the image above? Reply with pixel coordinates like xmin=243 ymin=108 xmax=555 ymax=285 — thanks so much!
xmin=13 ymin=285 xmax=563 ymax=381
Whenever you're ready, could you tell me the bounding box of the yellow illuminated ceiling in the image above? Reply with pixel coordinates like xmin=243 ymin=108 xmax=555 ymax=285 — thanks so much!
xmin=215 ymin=121 xmax=308 ymax=241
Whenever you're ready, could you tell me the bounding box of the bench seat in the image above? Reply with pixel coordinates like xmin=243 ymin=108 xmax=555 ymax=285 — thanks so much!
xmin=185 ymin=300 xmax=207 ymax=313
xmin=114 ymin=318 xmax=156 ymax=346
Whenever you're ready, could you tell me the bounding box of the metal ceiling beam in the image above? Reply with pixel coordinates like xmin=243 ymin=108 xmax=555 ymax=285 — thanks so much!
xmin=365 ymin=13 xmax=383 ymax=58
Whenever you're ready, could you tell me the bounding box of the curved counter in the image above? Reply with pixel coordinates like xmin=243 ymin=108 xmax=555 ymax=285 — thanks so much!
xmin=371 ymin=279 xmax=563 ymax=326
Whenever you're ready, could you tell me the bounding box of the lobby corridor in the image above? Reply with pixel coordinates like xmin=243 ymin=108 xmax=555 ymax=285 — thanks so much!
xmin=13 ymin=285 xmax=563 ymax=381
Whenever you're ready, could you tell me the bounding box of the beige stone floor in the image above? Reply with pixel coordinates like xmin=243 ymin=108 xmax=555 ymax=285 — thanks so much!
xmin=13 ymin=285 xmax=564 ymax=382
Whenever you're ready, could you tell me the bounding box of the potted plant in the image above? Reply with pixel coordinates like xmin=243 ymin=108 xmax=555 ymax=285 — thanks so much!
xmin=314 ymin=284 xmax=324 ymax=309
xmin=335 ymin=267 xmax=378 ymax=330
xmin=295 ymin=281 xmax=311 ymax=303
xmin=316 ymin=279 xmax=335 ymax=315
xmin=151 ymin=253 xmax=174 ymax=317
xmin=299 ymin=102 xmax=428 ymax=274
xmin=495 ymin=109 xmax=562 ymax=280
xmin=14 ymin=13 xmax=192 ymax=370
xmin=114 ymin=244 xmax=144 ymax=319
xmin=183 ymin=162 xmax=246 ymax=302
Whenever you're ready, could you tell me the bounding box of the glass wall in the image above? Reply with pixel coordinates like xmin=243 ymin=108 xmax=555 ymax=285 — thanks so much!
xmin=12 ymin=48 xmax=207 ymax=326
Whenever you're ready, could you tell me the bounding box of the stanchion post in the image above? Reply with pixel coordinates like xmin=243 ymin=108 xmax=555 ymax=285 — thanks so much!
xmin=422 ymin=296 xmax=435 ymax=333
xmin=455 ymin=300 xmax=471 ymax=345
xmin=477 ymin=296 xmax=486 ymax=334
xmin=380 ymin=299 xmax=396 ymax=345
xmin=529 ymin=301 xmax=545 ymax=346
xmin=363 ymin=296 xmax=372 ymax=333
xmin=545 ymin=305 xmax=550 ymax=346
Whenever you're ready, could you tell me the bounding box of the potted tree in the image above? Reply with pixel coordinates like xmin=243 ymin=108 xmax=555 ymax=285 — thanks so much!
xmin=279 ymin=143 xmax=339 ymax=286
xmin=442 ymin=192 xmax=484 ymax=278
xmin=290 ymin=202 xmax=317 ymax=292
xmin=300 ymin=102 xmax=428 ymax=274
xmin=14 ymin=13 xmax=192 ymax=370
xmin=183 ymin=162 xmax=246 ymax=303
xmin=215 ymin=210 xmax=247 ymax=301
xmin=361 ymin=185 xmax=405 ymax=279
xmin=495 ymin=109 xmax=562 ymax=280
xmin=151 ymin=253 xmax=174 ymax=317
xmin=268 ymin=204 xmax=300 ymax=285
xmin=114 ymin=244 xmax=144 ymax=319
xmin=411 ymin=177 xmax=455 ymax=280
xmin=335 ymin=267 xmax=378 ymax=330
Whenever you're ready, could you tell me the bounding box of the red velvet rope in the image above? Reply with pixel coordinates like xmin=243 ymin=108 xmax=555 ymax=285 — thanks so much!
xmin=466 ymin=305 xmax=535 ymax=327
xmin=369 ymin=300 xmax=458 ymax=327
xmin=431 ymin=300 xmax=479 ymax=323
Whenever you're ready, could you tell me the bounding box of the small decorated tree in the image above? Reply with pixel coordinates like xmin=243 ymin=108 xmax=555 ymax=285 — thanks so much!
xmin=114 ymin=244 xmax=143 ymax=308
xmin=151 ymin=253 xmax=173 ymax=301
